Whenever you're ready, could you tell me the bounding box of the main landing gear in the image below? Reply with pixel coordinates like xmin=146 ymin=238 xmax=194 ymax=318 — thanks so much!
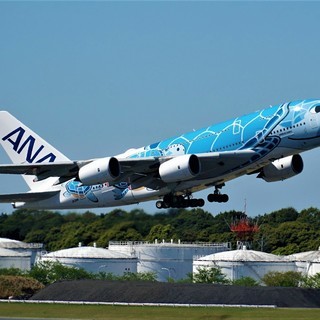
xmin=155 ymin=186 xmax=230 ymax=209
xmin=207 ymin=186 xmax=229 ymax=203
xmin=156 ymin=194 xmax=205 ymax=209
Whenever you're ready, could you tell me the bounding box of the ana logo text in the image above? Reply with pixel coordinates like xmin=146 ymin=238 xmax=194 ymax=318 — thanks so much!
xmin=2 ymin=127 xmax=56 ymax=163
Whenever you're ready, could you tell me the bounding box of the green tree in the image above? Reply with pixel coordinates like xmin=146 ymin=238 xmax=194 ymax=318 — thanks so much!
xmin=258 ymin=207 xmax=299 ymax=226
xmin=272 ymin=243 xmax=300 ymax=256
xmin=210 ymin=210 xmax=244 ymax=234
xmin=24 ymin=229 xmax=48 ymax=244
xmin=0 ymin=267 xmax=25 ymax=276
xmin=232 ymin=276 xmax=260 ymax=287
xmin=172 ymin=209 xmax=215 ymax=241
xmin=147 ymin=224 xmax=175 ymax=241
xmin=297 ymin=207 xmax=320 ymax=228
xmin=95 ymin=272 xmax=118 ymax=280
xmin=2 ymin=206 xmax=320 ymax=255
xmin=193 ymin=266 xmax=229 ymax=284
xmin=96 ymin=221 xmax=143 ymax=247
xmin=262 ymin=271 xmax=303 ymax=287
xmin=28 ymin=261 xmax=94 ymax=285
xmin=266 ymin=221 xmax=318 ymax=254
xmin=51 ymin=222 xmax=86 ymax=249
xmin=177 ymin=272 xmax=194 ymax=283
xmin=301 ymin=273 xmax=320 ymax=289
xmin=120 ymin=272 xmax=157 ymax=282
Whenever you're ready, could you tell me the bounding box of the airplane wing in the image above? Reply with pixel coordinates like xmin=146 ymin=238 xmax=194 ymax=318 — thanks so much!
xmin=196 ymin=150 xmax=257 ymax=176
xmin=0 ymin=150 xmax=257 ymax=189
xmin=117 ymin=149 xmax=257 ymax=189
xmin=0 ymin=190 xmax=60 ymax=203
xmin=0 ymin=158 xmax=159 ymax=181
xmin=0 ymin=162 xmax=79 ymax=183
xmin=118 ymin=150 xmax=256 ymax=172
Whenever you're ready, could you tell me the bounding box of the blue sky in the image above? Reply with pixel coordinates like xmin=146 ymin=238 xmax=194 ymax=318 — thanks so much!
xmin=1 ymin=1 xmax=320 ymax=216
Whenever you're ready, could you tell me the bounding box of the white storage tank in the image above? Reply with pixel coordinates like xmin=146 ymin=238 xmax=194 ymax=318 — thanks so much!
xmin=0 ymin=237 xmax=43 ymax=267
xmin=309 ymin=258 xmax=320 ymax=276
xmin=39 ymin=245 xmax=137 ymax=275
xmin=287 ymin=248 xmax=320 ymax=276
xmin=0 ymin=247 xmax=31 ymax=271
xmin=193 ymin=247 xmax=295 ymax=283
xmin=108 ymin=240 xmax=231 ymax=281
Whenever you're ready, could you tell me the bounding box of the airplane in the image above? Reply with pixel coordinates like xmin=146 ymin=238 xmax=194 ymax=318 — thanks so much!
xmin=0 ymin=99 xmax=319 ymax=210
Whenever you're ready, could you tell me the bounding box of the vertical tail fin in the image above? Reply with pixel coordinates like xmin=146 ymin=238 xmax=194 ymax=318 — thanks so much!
xmin=0 ymin=111 xmax=70 ymax=189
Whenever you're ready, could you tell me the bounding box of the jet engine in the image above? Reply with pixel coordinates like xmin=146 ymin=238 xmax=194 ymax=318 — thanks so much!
xmin=78 ymin=157 xmax=121 ymax=185
xmin=257 ymin=154 xmax=303 ymax=182
xmin=159 ymin=154 xmax=201 ymax=183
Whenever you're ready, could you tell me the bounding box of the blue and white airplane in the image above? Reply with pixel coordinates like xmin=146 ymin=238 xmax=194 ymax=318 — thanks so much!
xmin=0 ymin=99 xmax=319 ymax=210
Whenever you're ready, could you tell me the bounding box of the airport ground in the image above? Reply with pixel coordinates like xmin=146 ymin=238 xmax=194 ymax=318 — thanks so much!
xmin=0 ymin=303 xmax=320 ymax=320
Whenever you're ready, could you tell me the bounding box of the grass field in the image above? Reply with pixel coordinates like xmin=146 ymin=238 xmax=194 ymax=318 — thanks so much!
xmin=0 ymin=303 xmax=320 ymax=320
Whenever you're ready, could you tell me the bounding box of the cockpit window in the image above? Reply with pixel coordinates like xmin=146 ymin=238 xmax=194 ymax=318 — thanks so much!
xmin=310 ymin=105 xmax=320 ymax=113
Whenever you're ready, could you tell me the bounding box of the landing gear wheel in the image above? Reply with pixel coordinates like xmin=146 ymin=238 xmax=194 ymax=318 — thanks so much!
xmin=207 ymin=193 xmax=215 ymax=203
xmin=189 ymin=199 xmax=198 ymax=207
xmin=172 ymin=195 xmax=184 ymax=208
xmin=207 ymin=186 xmax=229 ymax=203
xmin=156 ymin=201 xmax=163 ymax=209
xmin=155 ymin=194 xmax=206 ymax=209
xmin=197 ymin=198 xmax=205 ymax=207
xmin=221 ymin=194 xmax=229 ymax=203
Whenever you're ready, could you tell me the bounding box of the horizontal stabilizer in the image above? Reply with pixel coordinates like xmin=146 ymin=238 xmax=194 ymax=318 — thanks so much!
xmin=0 ymin=190 xmax=59 ymax=203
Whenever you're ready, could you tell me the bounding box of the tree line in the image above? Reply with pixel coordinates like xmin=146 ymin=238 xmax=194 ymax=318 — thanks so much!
xmin=0 ymin=206 xmax=319 ymax=254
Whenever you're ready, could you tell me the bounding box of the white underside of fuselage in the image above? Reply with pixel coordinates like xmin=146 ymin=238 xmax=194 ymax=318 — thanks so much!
xmin=14 ymin=137 xmax=316 ymax=210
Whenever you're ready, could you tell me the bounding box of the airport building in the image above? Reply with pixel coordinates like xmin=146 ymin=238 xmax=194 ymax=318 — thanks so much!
xmin=0 ymin=247 xmax=31 ymax=270
xmin=287 ymin=247 xmax=320 ymax=276
xmin=39 ymin=244 xmax=138 ymax=275
xmin=2 ymin=235 xmax=320 ymax=283
xmin=0 ymin=237 xmax=43 ymax=268
xmin=108 ymin=240 xmax=231 ymax=281
xmin=193 ymin=246 xmax=295 ymax=282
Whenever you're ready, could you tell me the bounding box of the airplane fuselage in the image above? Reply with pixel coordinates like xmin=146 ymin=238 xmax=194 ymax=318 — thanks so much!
xmin=10 ymin=99 xmax=320 ymax=210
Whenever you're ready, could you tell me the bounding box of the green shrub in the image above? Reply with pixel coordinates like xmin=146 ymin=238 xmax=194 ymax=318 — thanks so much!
xmin=96 ymin=271 xmax=157 ymax=282
xmin=28 ymin=261 xmax=94 ymax=285
xmin=262 ymin=271 xmax=303 ymax=287
xmin=193 ymin=266 xmax=230 ymax=284
xmin=232 ymin=276 xmax=260 ymax=287
xmin=0 ymin=267 xmax=25 ymax=276
xmin=0 ymin=275 xmax=44 ymax=299
xmin=301 ymin=273 xmax=320 ymax=289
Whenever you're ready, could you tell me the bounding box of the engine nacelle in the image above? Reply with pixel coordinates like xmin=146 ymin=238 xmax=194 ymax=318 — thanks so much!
xmin=159 ymin=154 xmax=201 ymax=183
xmin=78 ymin=157 xmax=120 ymax=185
xmin=258 ymin=154 xmax=303 ymax=182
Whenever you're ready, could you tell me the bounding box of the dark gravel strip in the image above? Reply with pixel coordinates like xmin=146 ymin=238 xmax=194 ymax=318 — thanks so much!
xmin=30 ymin=280 xmax=320 ymax=308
